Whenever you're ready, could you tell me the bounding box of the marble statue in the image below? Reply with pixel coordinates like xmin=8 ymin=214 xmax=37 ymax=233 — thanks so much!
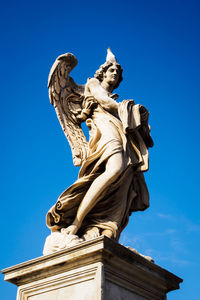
xmin=43 ymin=49 xmax=153 ymax=255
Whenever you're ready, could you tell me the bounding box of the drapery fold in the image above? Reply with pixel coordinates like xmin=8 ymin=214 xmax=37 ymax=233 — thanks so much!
xmin=46 ymin=100 xmax=153 ymax=240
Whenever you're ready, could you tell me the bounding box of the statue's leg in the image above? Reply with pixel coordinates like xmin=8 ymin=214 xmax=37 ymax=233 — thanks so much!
xmin=65 ymin=152 xmax=125 ymax=235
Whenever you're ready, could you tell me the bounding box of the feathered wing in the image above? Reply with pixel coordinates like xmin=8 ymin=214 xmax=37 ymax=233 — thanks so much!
xmin=48 ymin=53 xmax=88 ymax=166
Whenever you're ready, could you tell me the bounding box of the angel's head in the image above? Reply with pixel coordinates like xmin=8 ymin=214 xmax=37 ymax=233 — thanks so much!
xmin=94 ymin=49 xmax=123 ymax=90
xmin=95 ymin=62 xmax=123 ymax=90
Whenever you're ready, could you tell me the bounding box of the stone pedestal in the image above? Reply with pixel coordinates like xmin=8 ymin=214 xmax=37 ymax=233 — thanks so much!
xmin=2 ymin=236 xmax=182 ymax=300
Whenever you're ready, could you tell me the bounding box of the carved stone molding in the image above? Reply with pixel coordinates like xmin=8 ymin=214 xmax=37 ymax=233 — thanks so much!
xmin=2 ymin=237 xmax=182 ymax=300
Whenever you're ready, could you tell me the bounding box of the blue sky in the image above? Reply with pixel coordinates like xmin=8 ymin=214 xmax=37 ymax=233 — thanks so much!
xmin=1 ymin=0 xmax=200 ymax=299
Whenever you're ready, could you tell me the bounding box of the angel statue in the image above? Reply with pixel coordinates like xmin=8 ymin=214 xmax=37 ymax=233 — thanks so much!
xmin=43 ymin=49 xmax=153 ymax=255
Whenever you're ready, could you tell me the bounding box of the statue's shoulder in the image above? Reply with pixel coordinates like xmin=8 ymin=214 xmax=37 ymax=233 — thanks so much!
xmin=86 ymin=77 xmax=100 ymax=87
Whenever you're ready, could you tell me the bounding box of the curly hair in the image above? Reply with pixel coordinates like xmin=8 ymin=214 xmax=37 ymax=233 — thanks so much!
xmin=94 ymin=61 xmax=123 ymax=89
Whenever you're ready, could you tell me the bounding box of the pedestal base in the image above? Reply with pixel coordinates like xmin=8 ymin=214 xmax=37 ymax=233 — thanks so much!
xmin=2 ymin=236 xmax=182 ymax=300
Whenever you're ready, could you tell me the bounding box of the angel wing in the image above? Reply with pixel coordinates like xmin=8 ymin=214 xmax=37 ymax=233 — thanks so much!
xmin=48 ymin=53 xmax=88 ymax=167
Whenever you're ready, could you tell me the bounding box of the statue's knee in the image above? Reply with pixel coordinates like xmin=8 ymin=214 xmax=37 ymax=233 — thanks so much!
xmin=105 ymin=153 xmax=124 ymax=180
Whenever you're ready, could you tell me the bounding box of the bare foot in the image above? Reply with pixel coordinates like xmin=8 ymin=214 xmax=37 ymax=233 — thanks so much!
xmin=102 ymin=229 xmax=113 ymax=238
xmin=65 ymin=224 xmax=79 ymax=235
xmin=82 ymin=227 xmax=100 ymax=240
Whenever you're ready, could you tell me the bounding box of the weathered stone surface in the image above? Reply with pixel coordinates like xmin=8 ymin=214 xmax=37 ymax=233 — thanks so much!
xmin=45 ymin=49 xmax=154 ymax=252
xmin=43 ymin=230 xmax=83 ymax=255
xmin=2 ymin=236 xmax=182 ymax=300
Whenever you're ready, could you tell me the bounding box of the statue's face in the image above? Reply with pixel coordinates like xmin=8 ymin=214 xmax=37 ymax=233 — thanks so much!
xmin=103 ymin=64 xmax=120 ymax=86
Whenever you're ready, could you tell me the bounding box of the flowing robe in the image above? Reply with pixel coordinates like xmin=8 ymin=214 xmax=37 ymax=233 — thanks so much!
xmin=46 ymin=80 xmax=153 ymax=240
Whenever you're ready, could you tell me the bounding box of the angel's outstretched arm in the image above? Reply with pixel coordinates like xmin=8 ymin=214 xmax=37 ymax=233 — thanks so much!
xmin=86 ymin=78 xmax=118 ymax=113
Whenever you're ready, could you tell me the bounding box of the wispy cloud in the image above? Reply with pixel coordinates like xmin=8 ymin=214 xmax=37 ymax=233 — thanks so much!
xmin=157 ymin=213 xmax=174 ymax=219
xmin=144 ymin=248 xmax=155 ymax=257
xmin=157 ymin=213 xmax=200 ymax=233
xmin=120 ymin=233 xmax=142 ymax=249
xmin=120 ymin=212 xmax=200 ymax=270
xmin=165 ymin=229 xmax=177 ymax=234
xmin=183 ymin=218 xmax=200 ymax=233
xmin=170 ymin=238 xmax=184 ymax=252
xmin=158 ymin=255 xmax=192 ymax=266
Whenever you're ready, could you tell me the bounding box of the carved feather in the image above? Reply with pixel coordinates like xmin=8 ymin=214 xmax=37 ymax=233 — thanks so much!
xmin=48 ymin=53 xmax=88 ymax=166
